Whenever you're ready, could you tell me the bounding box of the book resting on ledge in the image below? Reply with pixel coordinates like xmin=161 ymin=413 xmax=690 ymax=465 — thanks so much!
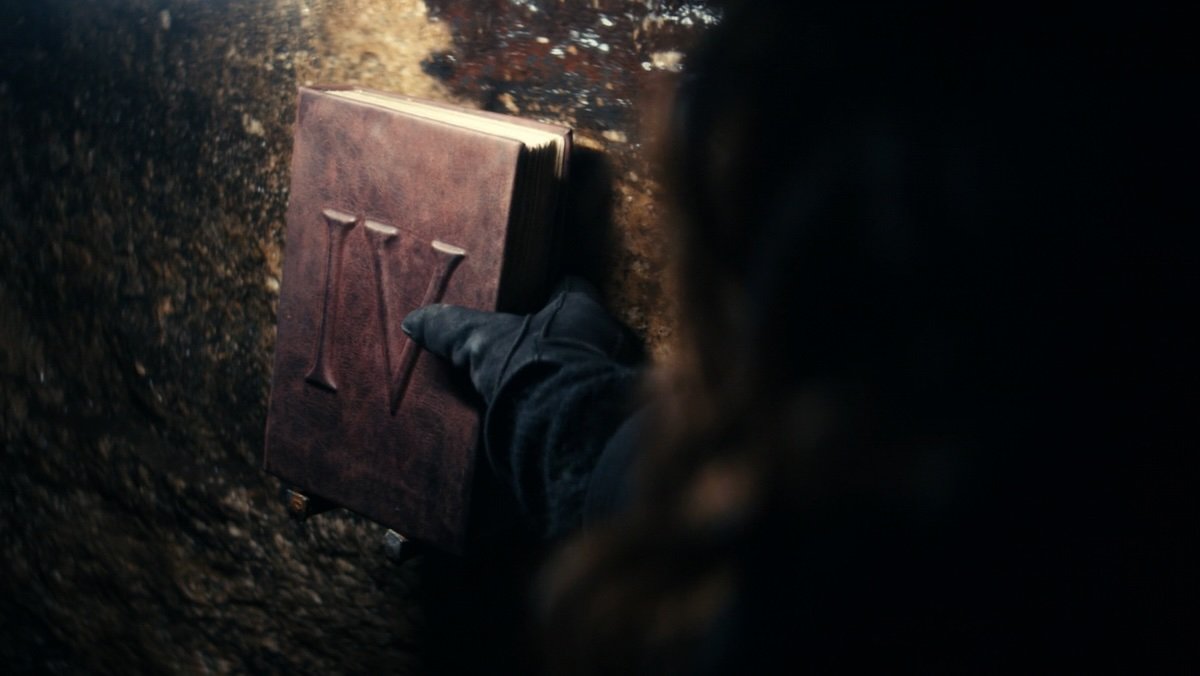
xmin=263 ymin=86 xmax=572 ymax=554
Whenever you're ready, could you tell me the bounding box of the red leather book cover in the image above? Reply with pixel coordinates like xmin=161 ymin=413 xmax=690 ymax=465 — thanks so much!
xmin=264 ymin=87 xmax=569 ymax=553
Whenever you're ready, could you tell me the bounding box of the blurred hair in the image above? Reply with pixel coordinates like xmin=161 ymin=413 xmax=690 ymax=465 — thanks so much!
xmin=541 ymin=3 xmax=1194 ymax=672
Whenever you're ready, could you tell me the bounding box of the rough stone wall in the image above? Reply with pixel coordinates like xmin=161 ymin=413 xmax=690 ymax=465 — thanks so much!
xmin=0 ymin=0 xmax=712 ymax=672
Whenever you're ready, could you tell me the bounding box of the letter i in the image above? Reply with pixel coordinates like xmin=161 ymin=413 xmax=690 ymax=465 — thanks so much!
xmin=304 ymin=209 xmax=357 ymax=392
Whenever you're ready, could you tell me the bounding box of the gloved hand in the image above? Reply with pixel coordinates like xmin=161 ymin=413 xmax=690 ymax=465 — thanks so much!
xmin=401 ymin=276 xmax=642 ymax=407
xmin=403 ymin=276 xmax=644 ymax=537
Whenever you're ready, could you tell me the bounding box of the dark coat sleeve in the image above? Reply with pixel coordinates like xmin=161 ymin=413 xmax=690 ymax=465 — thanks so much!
xmin=485 ymin=358 xmax=642 ymax=540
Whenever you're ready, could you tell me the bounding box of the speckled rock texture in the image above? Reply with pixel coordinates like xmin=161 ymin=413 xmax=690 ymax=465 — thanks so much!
xmin=0 ymin=0 xmax=712 ymax=672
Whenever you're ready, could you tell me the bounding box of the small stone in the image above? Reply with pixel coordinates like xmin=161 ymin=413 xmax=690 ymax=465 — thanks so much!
xmin=650 ymin=50 xmax=684 ymax=72
xmin=242 ymin=114 xmax=265 ymax=137
xmin=497 ymin=92 xmax=520 ymax=114
xmin=382 ymin=529 xmax=416 ymax=563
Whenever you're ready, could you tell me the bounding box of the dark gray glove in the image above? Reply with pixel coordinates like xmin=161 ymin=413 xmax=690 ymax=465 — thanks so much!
xmin=400 ymin=276 xmax=641 ymax=407
xmin=402 ymin=276 xmax=643 ymax=537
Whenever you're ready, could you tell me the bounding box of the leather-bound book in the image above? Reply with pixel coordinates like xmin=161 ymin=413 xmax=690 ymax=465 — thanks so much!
xmin=264 ymin=86 xmax=571 ymax=554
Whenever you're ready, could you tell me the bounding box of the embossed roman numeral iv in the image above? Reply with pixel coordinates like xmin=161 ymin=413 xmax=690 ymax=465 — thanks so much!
xmin=306 ymin=209 xmax=466 ymax=414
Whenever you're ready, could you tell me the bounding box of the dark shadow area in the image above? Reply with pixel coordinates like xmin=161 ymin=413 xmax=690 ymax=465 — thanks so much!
xmin=413 ymin=457 xmax=548 ymax=675
xmin=557 ymin=146 xmax=619 ymax=296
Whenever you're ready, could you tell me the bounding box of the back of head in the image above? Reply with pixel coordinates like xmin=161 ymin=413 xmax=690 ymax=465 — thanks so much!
xmin=544 ymin=3 xmax=1196 ymax=672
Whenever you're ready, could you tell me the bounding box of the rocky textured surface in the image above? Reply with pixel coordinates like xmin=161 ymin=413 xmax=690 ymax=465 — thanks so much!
xmin=0 ymin=0 xmax=712 ymax=672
